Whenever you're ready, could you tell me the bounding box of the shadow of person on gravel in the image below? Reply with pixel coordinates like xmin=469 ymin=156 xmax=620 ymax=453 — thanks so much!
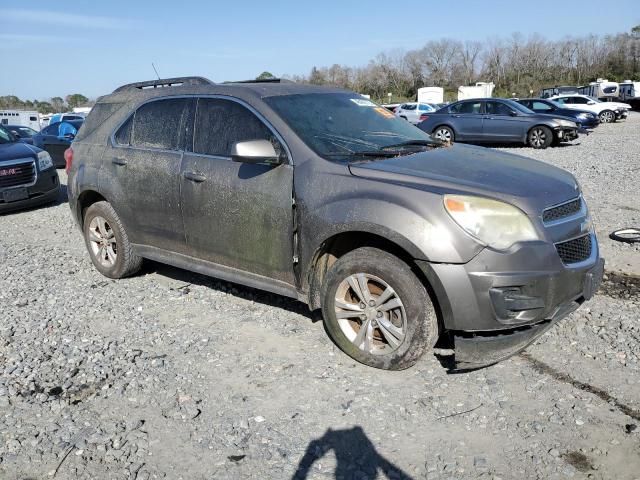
xmin=292 ymin=426 xmax=413 ymax=480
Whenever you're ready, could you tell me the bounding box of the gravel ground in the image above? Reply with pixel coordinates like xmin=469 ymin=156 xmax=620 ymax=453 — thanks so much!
xmin=1 ymin=117 xmax=639 ymax=479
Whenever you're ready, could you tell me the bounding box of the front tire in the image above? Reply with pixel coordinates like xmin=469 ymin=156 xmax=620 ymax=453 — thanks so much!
xmin=83 ymin=201 xmax=142 ymax=279
xmin=321 ymin=247 xmax=438 ymax=370
xmin=528 ymin=125 xmax=553 ymax=149
xmin=599 ymin=110 xmax=615 ymax=123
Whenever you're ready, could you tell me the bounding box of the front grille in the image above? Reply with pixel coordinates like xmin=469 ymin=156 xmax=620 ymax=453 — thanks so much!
xmin=543 ymin=198 xmax=581 ymax=223
xmin=556 ymin=235 xmax=592 ymax=264
xmin=0 ymin=161 xmax=35 ymax=188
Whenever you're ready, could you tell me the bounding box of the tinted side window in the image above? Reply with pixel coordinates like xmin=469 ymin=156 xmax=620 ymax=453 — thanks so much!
xmin=192 ymin=98 xmax=279 ymax=157
xmin=532 ymin=101 xmax=553 ymax=111
xmin=485 ymin=101 xmax=513 ymax=115
xmin=572 ymin=97 xmax=588 ymax=104
xmin=132 ymin=98 xmax=188 ymax=150
xmin=115 ymin=116 xmax=133 ymax=145
xmin=42 ymin=124 xmax=59 ymax=136
xmin=451 ymin=102 xmax=482 ymax=114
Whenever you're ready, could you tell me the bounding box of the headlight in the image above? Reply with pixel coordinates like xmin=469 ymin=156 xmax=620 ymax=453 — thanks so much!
xmin=576 ymin=113 xmax=588 ymax=119
xmin=555 ymin=119 xmax=576 ymax=127
xmin=37 ymin=151 xmax=53 ymax=170
xmin=444 ymin=195 xmax=539 ymax=250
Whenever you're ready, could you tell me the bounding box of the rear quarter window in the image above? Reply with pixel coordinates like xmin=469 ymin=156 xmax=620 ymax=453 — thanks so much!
xmin=75 ymin=103 xmax=123 ymax=141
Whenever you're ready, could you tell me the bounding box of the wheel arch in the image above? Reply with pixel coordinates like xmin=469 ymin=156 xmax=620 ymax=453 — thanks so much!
xmin=76 ymin=189 xmax=108 ymax=227
xmin=305 ymin=230 xmax=442 ymax=319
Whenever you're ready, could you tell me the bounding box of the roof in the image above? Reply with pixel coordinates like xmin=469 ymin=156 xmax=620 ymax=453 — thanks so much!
xmin=102 ymin=76 xmax=349 ymax=104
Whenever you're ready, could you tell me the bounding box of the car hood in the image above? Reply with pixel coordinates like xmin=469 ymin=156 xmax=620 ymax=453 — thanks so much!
xmin=0 ymin=141 xmax=38 ymax=162
xmin=348 ymin=143 xmax=580 ymax=215
xmin=528 ymin=113 xmax=577 ymax=125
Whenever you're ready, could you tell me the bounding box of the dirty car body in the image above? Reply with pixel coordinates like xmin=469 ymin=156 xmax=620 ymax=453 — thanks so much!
xmin=67 ymin=77 xmax=603 ymax=370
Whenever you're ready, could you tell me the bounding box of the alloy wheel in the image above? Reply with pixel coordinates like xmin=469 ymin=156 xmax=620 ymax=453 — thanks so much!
xmin=333 ymin=273 xmax=407 ymax=355
xmin=530 ymin=128 xmax=546 ymax=148
xmin=434 ymin=128 xmax=452 ymax=142
xmin=600 ymin=111 xmax=614 ymax=123
xmin=88 ymin=216 xmax=117 ymax=268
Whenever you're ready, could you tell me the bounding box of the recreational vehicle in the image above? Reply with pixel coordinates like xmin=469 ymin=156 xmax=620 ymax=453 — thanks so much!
xmin=618 ymin=80 xmax=640 ymax=108
xmin=457 ymin=82 xmax=494 ymax=101
xmin=417 ymin=87 xmax=444 ymax=104
xmin=539 ymin=86 xmax=578 ymax=98
xmin=0 ymin=110 xmax=40 ymax=130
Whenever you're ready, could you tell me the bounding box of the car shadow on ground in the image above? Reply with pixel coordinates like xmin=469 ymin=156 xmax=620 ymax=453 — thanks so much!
xmin=291 ymin=426 xmax=413 ymax=480
xmin=141 ymin=260 xmax=317 ymax=321
xmin=478 ymin=141 xmax=580 ymax=149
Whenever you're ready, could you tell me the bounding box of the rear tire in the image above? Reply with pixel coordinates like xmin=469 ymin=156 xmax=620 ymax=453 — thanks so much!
xmin=83 ymin=201 xmax=142 ymax=279
xmin=321 ymin=247 xmax=438 ymax=370
xmin=432 ymin=125 xmax=454 ymax=143
xmin=528 ymin=125 xmax=553 ymax=149
xmin=599 ymin=110 xmax=615 ymax=123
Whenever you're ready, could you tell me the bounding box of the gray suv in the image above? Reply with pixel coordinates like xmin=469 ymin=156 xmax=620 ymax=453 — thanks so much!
xmin=67 ymin=77 xmax=604 ymax=370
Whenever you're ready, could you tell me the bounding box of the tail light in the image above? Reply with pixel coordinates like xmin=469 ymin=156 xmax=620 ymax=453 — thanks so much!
xmin=419 ymin=114 xmax=429 ymax=122
xmin=64 ymin=147 xmax=74 ymax=174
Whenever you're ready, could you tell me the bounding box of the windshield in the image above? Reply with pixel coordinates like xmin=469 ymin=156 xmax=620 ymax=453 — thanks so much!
xmin=264 ymin=93 xmax=438 ymax=160
xmin=0 ymin=126 xmax=16 ymax=144
xmin=13 ymin=126 xmax=37 ymax=137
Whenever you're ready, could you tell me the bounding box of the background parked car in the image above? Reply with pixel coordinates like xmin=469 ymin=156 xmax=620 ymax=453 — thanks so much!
xmin=418 ymin=98 xmax=579 ymax=148
xmin=0 ymin=126 xmax=60 ymax=213
xmin=515 ymin=98 xmax=600 ymax=129
xmin=3 ymin=125 xmax=39 ymax=144
xmin=550 ymin=94 xmax=629 ymax=123
xmin=395 ymin=102 xmax=436 ymax=124
xmin=32 ymin=120 xmax=83 ymax=167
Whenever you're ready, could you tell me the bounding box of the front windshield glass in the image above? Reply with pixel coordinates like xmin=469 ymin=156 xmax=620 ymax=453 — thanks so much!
xmin=265 ymin=93 xmax=438 ymax=160
xmin=0 ymin=126 xmax=16 ymax=144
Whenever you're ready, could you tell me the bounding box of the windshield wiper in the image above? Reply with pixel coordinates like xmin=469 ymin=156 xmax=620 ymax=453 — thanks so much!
xmin=324 ymin=150 xmax=399 ymax=159
xmin=380 ymin=140 xmax=439 ymax=150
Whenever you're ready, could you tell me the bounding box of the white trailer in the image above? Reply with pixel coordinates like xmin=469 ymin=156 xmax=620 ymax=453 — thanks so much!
xmin=457 ymin=82 xmax=494 ymax=100
xmin=577 ymin=79 xmax=619 ymax=100
xmin=0 ymin=110 xmax=40 ymax=130
xmin=618 ymin=80 xmax=640 ymax=108
xmin=417 ymin=87 xmax=444 ymax=104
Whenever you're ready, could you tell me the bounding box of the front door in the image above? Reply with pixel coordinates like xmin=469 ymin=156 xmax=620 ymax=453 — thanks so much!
xmin=180 ymin=97 xmax=295 ymax=285
xmin=482 ymin=101 xmax=526 ymax=141
xmin=103 ymin=97 xmax=191 ymax=253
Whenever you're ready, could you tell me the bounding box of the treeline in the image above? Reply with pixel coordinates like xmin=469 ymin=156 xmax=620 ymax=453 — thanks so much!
xmin=285 ymin=26 xmax=640 ymax=102
xmin=0 ymin=94 xmax=91 ymax=114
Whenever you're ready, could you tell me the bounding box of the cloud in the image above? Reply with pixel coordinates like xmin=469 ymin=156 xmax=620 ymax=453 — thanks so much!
xmin=0 ymin=33 xmax=83 ymax=43
xmin=1 ymin=9 xmax=136 ymax=30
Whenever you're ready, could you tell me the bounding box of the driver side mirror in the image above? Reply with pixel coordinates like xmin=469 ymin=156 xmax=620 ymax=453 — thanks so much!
xmin=231 ymin=139 xmax=281 ymax=165
xmin=63 ymin=133 xmax=75 ymax=140
xmin=587 ymin=101 xmax=596 ymax=105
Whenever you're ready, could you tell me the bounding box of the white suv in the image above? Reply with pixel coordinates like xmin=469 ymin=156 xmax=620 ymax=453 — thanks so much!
xmin=395 ymin=102 xmax=436 ymax=124
xmin=550 ymin=94 xmax=630 ymax=123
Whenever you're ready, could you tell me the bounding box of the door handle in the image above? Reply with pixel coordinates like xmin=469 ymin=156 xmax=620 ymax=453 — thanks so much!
xmin=112 ymin=157 xmax=128 ymax=166
xmin=183 ymin=171 xmax=206 ymax=183
xmin=452 ymin=114 xmax=461 ymax=118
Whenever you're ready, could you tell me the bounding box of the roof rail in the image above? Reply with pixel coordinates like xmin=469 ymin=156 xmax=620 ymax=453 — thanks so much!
xmin=113 ymin=76 xmax=214 ymax=93
xmin=223 ymin=78 xmax=294 ymax=84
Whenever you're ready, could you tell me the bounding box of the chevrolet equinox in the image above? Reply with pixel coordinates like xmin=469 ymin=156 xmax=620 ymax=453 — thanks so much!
xmin=66 ymin=77 xmax=604 ymax=370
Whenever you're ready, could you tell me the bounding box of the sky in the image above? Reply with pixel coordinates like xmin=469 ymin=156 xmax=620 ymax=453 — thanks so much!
xmin=1 ymin=0 xmax=638 ymax=100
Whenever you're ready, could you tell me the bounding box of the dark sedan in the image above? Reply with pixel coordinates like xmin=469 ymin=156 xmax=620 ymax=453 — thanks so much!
xmin=32 ymin=119 xmax=83 ymax=167
xmin=3 ymin=125 xmax=39 ymax=145
xmin=418 ymin=98 xmax=579 ymax=149
xmin=515 ymin=98 xmax=600 ymax=129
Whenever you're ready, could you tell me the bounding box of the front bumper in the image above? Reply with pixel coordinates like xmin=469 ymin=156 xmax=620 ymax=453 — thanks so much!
xmin=418 ymin=236 xmax=604 ymax=369
xmin=555 ymin=127 xmax=579 ymax=141
xmin=0 ymin=169 xmax=60 ymax=213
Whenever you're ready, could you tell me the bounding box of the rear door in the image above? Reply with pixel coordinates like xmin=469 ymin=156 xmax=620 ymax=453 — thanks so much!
xmin=104 ymin=97 xmax=191 ymax=253
xmin=448 ymin=101 xmax=483 ymax=140
xmin=482 ymin=101 xmax=526 ymax=141
xmin=179 ymin=97 xmax=295 ymax=284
